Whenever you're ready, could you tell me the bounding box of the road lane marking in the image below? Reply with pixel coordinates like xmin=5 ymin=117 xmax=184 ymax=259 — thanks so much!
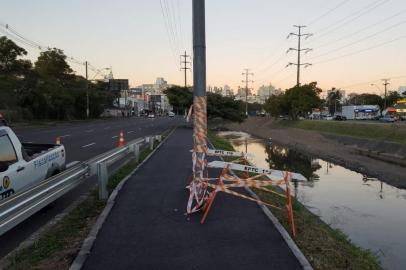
xmin=111 ymin=135 xmax=118 ymax=139
xmin=60 ymin=134 xmax=71 ymax=138
xmin=85 ymin=129 xmax=94 ymax=133
xmin=127 ymin=131 xmax=134 ymax=134
xmin=104 ymin=126 xmax=111 ymax=130
xmin=82 ymin=142 xmax=96 ymax=148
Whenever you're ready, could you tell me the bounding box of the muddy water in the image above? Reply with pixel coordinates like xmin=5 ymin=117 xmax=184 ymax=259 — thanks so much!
xmin=218 ymin=131 xmax=406 ymax=270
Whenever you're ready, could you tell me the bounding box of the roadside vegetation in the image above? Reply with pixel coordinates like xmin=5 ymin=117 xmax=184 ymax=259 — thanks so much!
xmin=275 ymin=119 xmax=406 ymax=145
xmin=3 ymin=131 xmax=169 ymax=270
xmin=0 ymin=36 xmax=117 ymax=122
xmin=165 ymin=86 xmax=261 ymax=122
xmin=207 ymin=131 xmax=382 ymax=270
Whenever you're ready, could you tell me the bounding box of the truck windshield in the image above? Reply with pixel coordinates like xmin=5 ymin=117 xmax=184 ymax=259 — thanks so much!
xmin=0 ymin=135 xmax=17 ymax=165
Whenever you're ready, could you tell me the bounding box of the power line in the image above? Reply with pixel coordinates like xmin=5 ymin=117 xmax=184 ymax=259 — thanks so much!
xmin=307 ymin=0 xmax=351 ymax=26
xmin=254 ymin=1 xmax=351 ymax=79
xmin=313 ymin=34 xmax=406 ymax=64
xmin=286 ymin=25 xmax=313 ymax=86
xmin=310 ymin=0 xmax=389 ymax=44
xmin=311 ymin=19 xmax=406 ymax=60
xmin=0 ymin=22 xmax=109 ymax=79
xmin=315 ymin=8 xmax=406 ymax=49
xmin=159 ymin=0 xmax=178 ymax=65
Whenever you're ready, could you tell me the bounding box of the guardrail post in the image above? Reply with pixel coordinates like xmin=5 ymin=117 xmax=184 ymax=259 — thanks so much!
xmin=97 ymin=162 xmax=108 ymax=200
xmin=149 ymin=136 xmax=154 ymax=150
xmin=156 ymin=135 xmax=162 ymax=142
xmin=134 ymin=143 xmax=140 ymax=163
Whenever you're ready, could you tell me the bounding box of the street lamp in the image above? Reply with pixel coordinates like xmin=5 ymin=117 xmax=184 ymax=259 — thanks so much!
xmin=371 ymin=83 xmax=381 ymax=93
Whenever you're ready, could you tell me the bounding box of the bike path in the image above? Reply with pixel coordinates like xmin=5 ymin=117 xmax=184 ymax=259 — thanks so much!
xmin=82 ymin=126 xmax=303 ymax=270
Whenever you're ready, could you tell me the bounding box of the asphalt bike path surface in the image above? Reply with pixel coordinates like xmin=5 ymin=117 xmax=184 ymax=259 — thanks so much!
xmin=0 ymin=117 xmax=182 ymax=259
xmin=82 ymin=126 xmax=302 ymax=270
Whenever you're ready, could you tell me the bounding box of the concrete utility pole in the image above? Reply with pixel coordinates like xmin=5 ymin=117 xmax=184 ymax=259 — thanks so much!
xmin=287 ymin=25 xmax=312 ymax=86
xmin=192 ymin=0 xmax=207 ymax=181
xmin=382 ymin=78 xmax=390 ymax=109
xmin=242 ymin=68 xmax=254 ymax=116
xmin=85 ymin=61 xmax=89 ymax=118
xmin=180 ymin=51 xmax=191 ymax=88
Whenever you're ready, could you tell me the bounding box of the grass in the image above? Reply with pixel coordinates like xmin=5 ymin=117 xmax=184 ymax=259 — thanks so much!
xmin=5 ymin=130 xmax=171 ymax=270
xmin=6 ymin=191 xmax=105 ymax=270
xmin=275 ymin=119 xmax=406 ymax=144
xmin=208 ymin=130 xmax=382 ymax=270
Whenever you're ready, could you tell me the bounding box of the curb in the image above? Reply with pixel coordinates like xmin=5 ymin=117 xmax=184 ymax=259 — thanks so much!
xmin=69 ymin=128 xmax=176 ymax=270
xmin=207 ymin=139 xmax=313 ymax=270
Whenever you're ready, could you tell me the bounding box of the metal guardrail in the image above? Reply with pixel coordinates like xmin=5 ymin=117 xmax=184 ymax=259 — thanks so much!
xmin=0 ymin=135 xmax=160 ymax=236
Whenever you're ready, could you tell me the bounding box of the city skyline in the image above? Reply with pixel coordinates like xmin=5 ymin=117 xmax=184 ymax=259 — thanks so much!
xmin=1 ymin=0 xmax=406 ymax=94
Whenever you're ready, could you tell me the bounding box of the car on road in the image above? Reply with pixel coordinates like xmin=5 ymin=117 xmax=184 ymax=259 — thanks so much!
xmin=325 ymin=115 xmax=333 ymax=120
xmin=0 ymin=126 xmax=66 ymax=200
xmin=333 ymin=115 xmax=347 ymax=121
xmin=168 ymin=112 xmax=175 ymax=117
xmin=0 ymin=113 xmax=7 ymax=126
xmin=379 ymin=116 xmax=395 ymax=123
xmin=148 ymin=114 xmax=155 ymax=119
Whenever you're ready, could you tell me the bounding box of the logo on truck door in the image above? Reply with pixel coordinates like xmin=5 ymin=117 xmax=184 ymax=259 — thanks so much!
xmin=3 ymin=176 xmax=10 ymax=189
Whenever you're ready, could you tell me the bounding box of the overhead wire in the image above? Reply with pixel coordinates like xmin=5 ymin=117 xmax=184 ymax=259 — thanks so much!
xmin=309 ymin=0 xmax=390 ymax=44
xmin=313 ymin=34 xmax=406 ymax=64
xmin=315 ymin=8 xmax=406 ymax=49
xmin=0 ymin=22 xmax=110 ymax=78
xmin=311 ymin=19 xmax=406 ymax=60
xmin=307 ymin=0 xmax=351 ymax=26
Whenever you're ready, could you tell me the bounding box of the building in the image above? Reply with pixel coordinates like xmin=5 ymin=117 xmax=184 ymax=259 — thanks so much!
xmin=395 ymin=99 xmax=406 ymax=120
xmin=236 ymin=86 xmax=252 ymax=97
xmin=257 ymin=84 xmax=281 ymax=104
xmin=398 ymin=86 xmax=406 ymax=96
xmin=342 ymin=105 xmax=380 ymax=120
xmin=108 ymin=79 xmax=129 ymax=91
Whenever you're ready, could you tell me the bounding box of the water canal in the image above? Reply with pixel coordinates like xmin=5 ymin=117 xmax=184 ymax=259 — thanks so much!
xmin=217 ymin=131 xmax=406 ymax=270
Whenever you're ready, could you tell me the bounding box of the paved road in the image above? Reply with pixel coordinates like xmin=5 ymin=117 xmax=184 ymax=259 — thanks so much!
xmin=14 ymin=116 xmax=182 ymax=163
xmin=82 ymin=127 xmax=302 ymax=270
xmin=0 ymin=116 xmax=182 ymax=259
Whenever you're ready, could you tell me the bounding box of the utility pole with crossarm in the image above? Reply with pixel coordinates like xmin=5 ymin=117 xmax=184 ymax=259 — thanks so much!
xmin=180 ymin=51 xmax=191 ymax=88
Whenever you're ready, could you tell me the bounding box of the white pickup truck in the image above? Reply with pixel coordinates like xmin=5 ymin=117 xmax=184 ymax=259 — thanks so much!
xmin=0 ymin=126 xmax=66 ymax=200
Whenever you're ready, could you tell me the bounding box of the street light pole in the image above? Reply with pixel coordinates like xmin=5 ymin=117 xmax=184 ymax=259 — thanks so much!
xmin=85 ymin=61 xmax=89 ymax=118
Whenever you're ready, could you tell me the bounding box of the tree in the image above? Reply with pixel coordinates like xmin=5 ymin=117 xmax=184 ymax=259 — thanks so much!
xmin=207 ymin=92 xmax=244 ymax=122
xmin=164 ymin=86 xmax=193 ymax=114
xmin=283 ymin=82 xmax=322 ymax=119
xmin=164 ymin=86 xmax=244 ymax=122
xmin=35 ymin=48 xmax=72 ymax=79
xmin=0 ymin=36 xmax=32 ymax=76
xmin=264 ymin=94 xmax=285 ymax=118
xmin=347 ymin=93 xmax=383 ymax=108
xmin=0 ymin=36 xmax=33 ymax=112
xmin=386 ymin=91 xmax=401 ymax=107
xmin=326 ymin=88 xmax=343 ymax=115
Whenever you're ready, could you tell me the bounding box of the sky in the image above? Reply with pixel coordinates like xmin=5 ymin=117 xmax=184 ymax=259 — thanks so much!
xmin=1 ymin=0 xmax=406 ymax=96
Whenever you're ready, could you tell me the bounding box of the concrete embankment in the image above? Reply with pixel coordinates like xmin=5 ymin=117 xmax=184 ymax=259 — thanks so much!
xmin=224 ymin=118 xmax=406 ymax=189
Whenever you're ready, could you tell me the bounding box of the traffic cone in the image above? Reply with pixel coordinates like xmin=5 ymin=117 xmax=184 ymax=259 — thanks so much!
xmin=118 ymin=130 xmax=125 ymax=147
xmin=56 ymin=136 xmax=61 ymax=145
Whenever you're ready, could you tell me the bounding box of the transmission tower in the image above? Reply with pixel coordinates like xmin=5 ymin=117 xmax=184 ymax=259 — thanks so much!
xmin=242 ymin=68 xmax=254 ymax=116
xmin=286 ymin=25 xmax=313 ymax=86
